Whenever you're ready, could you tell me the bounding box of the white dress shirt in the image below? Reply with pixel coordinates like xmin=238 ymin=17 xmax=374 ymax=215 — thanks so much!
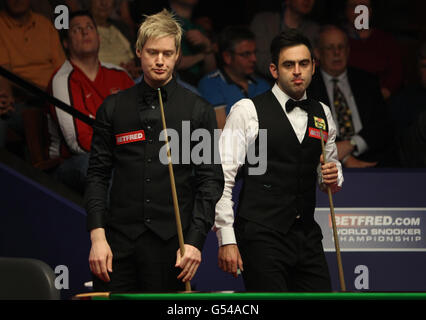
xmin=320 ymin=69 xmax=368 ymax=156
xmin=214 ymin=83 xmax=344 ymax=247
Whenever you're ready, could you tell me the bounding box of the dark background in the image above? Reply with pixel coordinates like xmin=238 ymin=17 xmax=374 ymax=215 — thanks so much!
xmin=129 ymin=0 xmax=426 ymax=36
xmin=128 ymin=0 xmax=426 ymax=87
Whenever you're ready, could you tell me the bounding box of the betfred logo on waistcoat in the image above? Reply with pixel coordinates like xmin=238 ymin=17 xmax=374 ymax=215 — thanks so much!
xmin=116 ymin=130 xmax=146 ymax=145
xmin=308 ymin=127 xmax=328 ymax=142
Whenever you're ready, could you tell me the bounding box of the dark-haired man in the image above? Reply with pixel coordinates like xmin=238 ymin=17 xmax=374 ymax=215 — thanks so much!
xmin=48 ymin=10 xmax=134 ymax=193
xmin=214 ymin=29 xmax=343 ymax=292
xmin=198 ymin=26 xmax=270 ymax=130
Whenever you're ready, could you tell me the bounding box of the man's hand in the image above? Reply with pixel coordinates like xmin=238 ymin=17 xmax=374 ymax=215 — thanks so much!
xmin=344 ymin=155 xmax=378 ymax=168
xmin=320 ymin=154 xmax=339 ymax=192
xmin=89 ymin=228 xmax=113 ymax=283
xmin=336 ymin=140 xmax=355 ymax=160
xmin=0 ymin=89 xmax=14 ymax=116
xmin=185 ymin=30 xmax=212 ymax=52
xmin=218 ymin=244 xmax=243 ymax=278
xmin=175 ymin=244 xmax=202 ymax=283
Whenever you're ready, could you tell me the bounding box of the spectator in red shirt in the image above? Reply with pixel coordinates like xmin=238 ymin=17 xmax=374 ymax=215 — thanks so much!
xmin=48 ymin=10 xmax=134 ymax=193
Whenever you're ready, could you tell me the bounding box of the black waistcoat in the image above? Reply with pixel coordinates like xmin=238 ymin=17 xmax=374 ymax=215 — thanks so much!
xmin=106 ymin=79 xmax=205 ymax=240
xmin=237 ymin=90 xmax=329 ymax=234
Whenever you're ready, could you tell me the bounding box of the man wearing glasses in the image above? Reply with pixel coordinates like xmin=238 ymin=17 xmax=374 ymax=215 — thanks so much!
xmin=198 ymin=26 xmax=270 ymax=130
xmin=48 ymin=10 xmax=134 ymax=193
xmin=307 ymin=25 xmax=386 ymax=168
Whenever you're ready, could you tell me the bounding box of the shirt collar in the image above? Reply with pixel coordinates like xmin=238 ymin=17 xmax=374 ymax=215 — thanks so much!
xmin=320 ymin=68 xmax=348 ymax=83
xmin=69 ymin=60 xmax=101 ymax=82
xmin=220 ymin=68 xmax=257 ymax=86
xmin=138 ymin=74 xmax=177 ymax=102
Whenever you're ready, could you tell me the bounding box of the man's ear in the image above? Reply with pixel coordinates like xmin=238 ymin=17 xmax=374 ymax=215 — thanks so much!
xmin=222 ymin=51 xmax=232 ymax=66
xmin=269 ymin=63 xmax=278 ymax=80
xmin=62 ymin=38 xmax=68 ymax=50
xmin=136 ymin=48 xmax=141 ymax=58
xmin=312 ymin=58 xmax=316 ymax=75
xmin=176 ymin=48 xmax=182 ymax=62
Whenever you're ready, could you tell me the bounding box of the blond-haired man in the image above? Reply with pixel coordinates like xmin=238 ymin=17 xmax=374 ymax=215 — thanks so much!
xmin=85 ymin=9 xmax=224 ymax=292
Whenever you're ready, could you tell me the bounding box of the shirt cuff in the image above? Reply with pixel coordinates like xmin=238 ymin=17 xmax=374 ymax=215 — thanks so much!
xmin=86 ymin=213 xmax=106 ymax=232
xmin=319 ymin=182 xmax=342 ymax=193
xmin=216 ymin=227 xmax=237 ymax=247
xmin=351 ymin=134 xmax=368 ymax=156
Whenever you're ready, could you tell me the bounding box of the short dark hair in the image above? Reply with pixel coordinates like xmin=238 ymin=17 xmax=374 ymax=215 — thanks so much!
xmin=218 ymin=25 xmax=255 ymax=54
xmin=61 ymin=10 xmax=97 ymax=40
xmin=270 ymin=29 xmax=314 ymax=66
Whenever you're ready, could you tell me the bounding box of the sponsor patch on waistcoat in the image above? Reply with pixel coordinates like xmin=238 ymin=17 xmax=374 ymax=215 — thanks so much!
xmin=115 ymin=130 xmax=146 ymax=145
xmin=314 ymin=116 xmax=327 ymax=130
xmin=309 ymin=127 xmax=328 ymax=142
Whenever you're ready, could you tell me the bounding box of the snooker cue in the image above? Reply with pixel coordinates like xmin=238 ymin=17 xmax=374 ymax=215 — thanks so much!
xmin=319 ymin=129 xmax=346 ymax=292
xmin=157 ymin=88 xmax=192 ymax=293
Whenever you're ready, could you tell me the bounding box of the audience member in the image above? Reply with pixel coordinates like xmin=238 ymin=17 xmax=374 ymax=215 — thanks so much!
xmin=170 ymin=0 xmax=216 ymax=86
xmin=389 ymin=42 xmax=426 ymax=167
xmin=108 ymin=0 xmax=136 ymax=37
xmin=343 ymin=0 xmax=403 ymax=100
xmin=48 ymin=10 xmax=134 ymax=193
xmin=198 ymin=26 xmax=270 ymax=129
xmin=307 ymin=25 xmax=387 ymax=168
xmin=0 ymin=0 xmax=66 ymax=148
xmin=68 ymin=0 xmax=135 ymax=33
xmin=88 ymin=0 xmax=140 ymax=79
xmin=251 ymin=0 xmax=319 ymax=81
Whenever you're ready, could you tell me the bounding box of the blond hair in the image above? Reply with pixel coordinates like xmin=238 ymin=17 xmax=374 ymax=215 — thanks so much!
xmin=136 ymin=9 xmax=182 ymax=53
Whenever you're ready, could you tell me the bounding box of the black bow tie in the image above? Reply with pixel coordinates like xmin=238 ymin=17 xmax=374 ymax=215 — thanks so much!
xmin=142 ymin=88 xmax=167 ymax=106
xmin=285 ymin=98 xmax=310 ymax=113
